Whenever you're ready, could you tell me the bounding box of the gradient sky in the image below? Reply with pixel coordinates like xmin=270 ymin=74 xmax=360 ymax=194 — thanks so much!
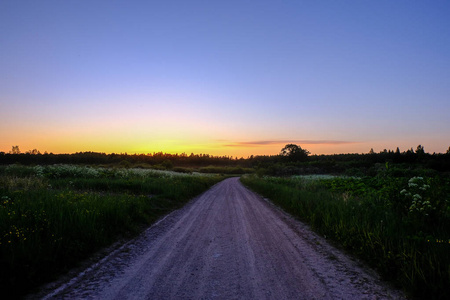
xmin=1 ymin=1 xmax=449 ymax=157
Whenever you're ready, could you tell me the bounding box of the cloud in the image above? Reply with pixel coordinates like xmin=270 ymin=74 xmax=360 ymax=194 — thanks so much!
xmin=222 ymin=140 xmax=356 ymax=147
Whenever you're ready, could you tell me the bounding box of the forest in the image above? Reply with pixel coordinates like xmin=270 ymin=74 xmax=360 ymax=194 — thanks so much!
xmin=1 ymin=144 xmax=450 ymax=176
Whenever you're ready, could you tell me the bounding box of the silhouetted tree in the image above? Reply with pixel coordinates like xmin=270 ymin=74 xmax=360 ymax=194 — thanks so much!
xmin=280 ymin=144 xmax=310 ymax=162
xmin=416 ymin=144 xmax=425 ymax=161
xmin=416 ymin=145 xmax=425 ymax=155
xmin=9 ymin=145 xmax=20 ymax=154
xmin=26 ymin=149 xmax=41 ymax=155
xmin=393 ymin=147 xmax=402 ymax=163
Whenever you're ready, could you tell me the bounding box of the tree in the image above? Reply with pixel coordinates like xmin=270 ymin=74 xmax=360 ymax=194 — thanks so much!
xmin=279 ymin=144 xmax=310 ymax=162
xmin=415 ymin=145 xmax=425 ymax=155
xmin=26 ymin=149 xmax=41 ymax=155
xmin=9 ymin=145 xmax=20 ymax=154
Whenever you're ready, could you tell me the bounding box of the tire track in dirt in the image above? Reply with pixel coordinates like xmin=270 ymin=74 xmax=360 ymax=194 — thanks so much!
xmin=34 ymin=177 xmax=405 ymax=299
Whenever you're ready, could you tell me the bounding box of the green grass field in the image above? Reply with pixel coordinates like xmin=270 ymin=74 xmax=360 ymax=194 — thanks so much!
xmin=0 ymin=164 xmax=225 ymax=298
xmin=241 ymin=173 xmax=450 ymax=300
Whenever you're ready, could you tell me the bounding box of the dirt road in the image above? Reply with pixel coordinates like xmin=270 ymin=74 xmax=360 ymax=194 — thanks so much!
xmin=36 ymin=177 xmax=405 ymax=299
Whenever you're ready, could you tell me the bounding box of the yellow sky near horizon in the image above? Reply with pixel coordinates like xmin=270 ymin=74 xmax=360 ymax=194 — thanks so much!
xmin=1 ymin=133 xmax=446 ymax=158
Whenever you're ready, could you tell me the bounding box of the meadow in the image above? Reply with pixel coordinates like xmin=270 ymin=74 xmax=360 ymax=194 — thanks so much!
xmin=0 ymin=164 xmax=225 ymax=298
xmin=241 ymin=171 xmax=450 ymax=299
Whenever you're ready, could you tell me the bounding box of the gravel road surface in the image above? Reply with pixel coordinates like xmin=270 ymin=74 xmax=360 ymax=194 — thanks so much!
xmin=35 ymin=177 xmax=405 ymax=299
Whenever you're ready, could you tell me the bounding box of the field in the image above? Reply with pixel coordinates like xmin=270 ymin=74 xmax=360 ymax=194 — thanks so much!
xmin=241 ymin=171 xmax=450 ymax=299
xmin=2 ymin=154 xmax=450 ymax=299
xmin=0 ymin=164 xmax=225 ymax=298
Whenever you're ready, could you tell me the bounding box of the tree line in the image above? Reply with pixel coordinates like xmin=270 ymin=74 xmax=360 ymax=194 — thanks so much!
xmin=1 ymin=144 xmax=450 ymax=174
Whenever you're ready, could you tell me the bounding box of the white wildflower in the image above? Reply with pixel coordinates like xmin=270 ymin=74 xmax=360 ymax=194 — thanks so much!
xmin=413 ymin=194 xmax=422 ymax=201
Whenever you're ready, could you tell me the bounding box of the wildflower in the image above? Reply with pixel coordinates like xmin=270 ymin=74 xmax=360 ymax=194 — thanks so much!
xmin=409 ymin=177 xmax=423 ymax=183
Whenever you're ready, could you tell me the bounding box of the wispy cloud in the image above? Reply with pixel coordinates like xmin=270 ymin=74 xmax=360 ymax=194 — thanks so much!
xmin=222 ymin=140 xmax=356 ymax=147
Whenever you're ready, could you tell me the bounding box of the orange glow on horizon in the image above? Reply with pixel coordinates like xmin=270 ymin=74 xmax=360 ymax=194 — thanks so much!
xmin=1 ymin=137 xmax=448 ymax=158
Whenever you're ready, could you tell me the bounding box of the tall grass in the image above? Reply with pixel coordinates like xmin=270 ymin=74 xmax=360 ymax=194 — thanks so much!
xmin=198 ymin=165 xmax=254 ymax=174
xmin=0 ymin=165 xmax=224 ymax=299
xmin=241 ymin=174 xmax=450 ymax=299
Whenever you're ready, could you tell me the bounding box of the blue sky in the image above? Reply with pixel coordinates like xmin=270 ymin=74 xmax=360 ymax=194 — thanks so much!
xmin=1 ymin=1 xmax=449 ymax=156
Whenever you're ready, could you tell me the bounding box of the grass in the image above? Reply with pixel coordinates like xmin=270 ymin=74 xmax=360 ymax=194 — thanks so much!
xmin=241 ymin=173 xmax=450 ymax=300
xmin=0 ymin=164 xmax=225 ymax=299
xmin=198 ymin=165 xmax=254 ymax=175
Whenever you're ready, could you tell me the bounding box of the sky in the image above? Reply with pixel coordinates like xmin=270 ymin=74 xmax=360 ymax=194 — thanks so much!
xmin=1 ymin=1 xmax=449 ymax=157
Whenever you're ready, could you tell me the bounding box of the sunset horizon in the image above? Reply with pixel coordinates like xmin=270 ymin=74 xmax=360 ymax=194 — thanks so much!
xmin=1 ymin=139 xmax=447 ymax=158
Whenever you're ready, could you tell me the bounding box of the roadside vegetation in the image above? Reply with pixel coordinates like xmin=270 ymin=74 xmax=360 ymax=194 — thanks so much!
xmin=241 ymin=169 xmax=450 ymax=299
xmin=2 ymin=144 xmax=450 ymax=299
xmin=0 ymin=164 xmax=224 ymax=299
